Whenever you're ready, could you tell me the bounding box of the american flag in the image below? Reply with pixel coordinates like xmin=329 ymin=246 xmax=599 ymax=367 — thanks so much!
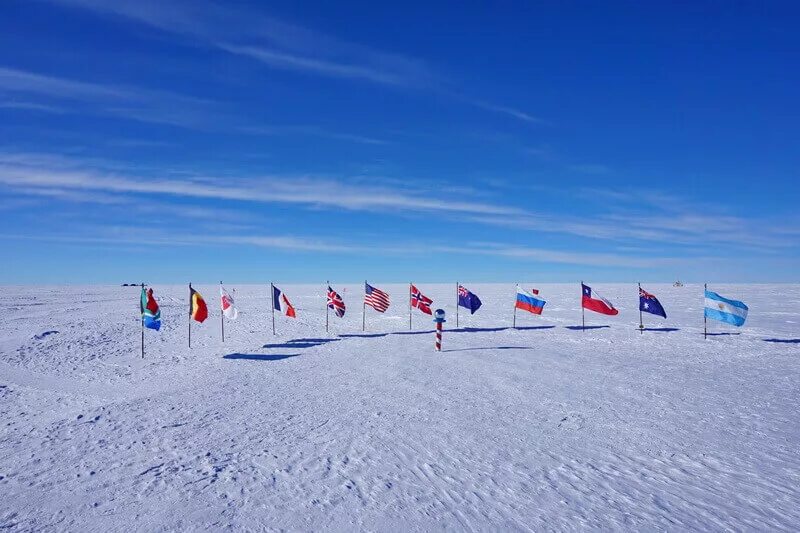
xmin=327 ymin=286 xmax=346 ymax=318
xmin=364 ymin=282 xmax=390 ymax=313
xmin=410 ymin=284 xmax=433 ymax=315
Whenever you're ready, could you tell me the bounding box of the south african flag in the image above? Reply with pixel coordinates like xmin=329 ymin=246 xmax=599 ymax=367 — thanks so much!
xmin=140 ymin=286 xmax=161 ymax=331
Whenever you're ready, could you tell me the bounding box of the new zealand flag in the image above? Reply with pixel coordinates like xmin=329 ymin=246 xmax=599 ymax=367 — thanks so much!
xmin=458 ymin=285 xmax=482 ymax=314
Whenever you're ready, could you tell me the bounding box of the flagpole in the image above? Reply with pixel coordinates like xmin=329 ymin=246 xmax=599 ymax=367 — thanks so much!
xmin=513 ymin=284 xmax=517 ymax=329
xmin=704 ymin=283 xmax=708 ymax=340
xmin=270 ymin=282 xmax=276 ymax=335
xmin=188 ymin=282 xmax=192 ymax=348
xmin=455 ymin=281 xmax=459 ymax=328
xmin=362 ymin=280 xmax=366 ymax=332
xmin=141 ymin=282 xmax=145 ymax=359
xmin=408 ymin=282 xmax=412 ymax=330
xmin=220 ymin=281 xmax=225 ymax=343
xmin=326 ymin=281 xmax=330 ymax=333
xmin=581 ymin=281 xmax=585 ymax=331
xmin=638 ymin=282 xmax=643 ymax=334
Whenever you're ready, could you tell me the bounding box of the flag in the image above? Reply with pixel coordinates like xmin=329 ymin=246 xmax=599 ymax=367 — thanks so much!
xmin=581 ymin=283 xmax=618 ymax=315
xmin=190 ymin=286 xmax=208 ymax=323
xmin=639 ymin=287 xmax=666 ymax=319
xmin=140 ymin=286 xmax=161 ymax=331
xmin=327 ymin=286 xmax=345 ymax=318
xmin=515 ymin=287 xmax=546 ymax=315
xmin=458 ymin=285 xmax=482 ymax=314
xmin=272 ymin=285 xmax=296 ymax=318
xmin=705 ymin=289 xmax=748 ymax=326
xmin=365 ymin=282 xmax=390 ymax=313
xmin=220 ymin=285 xmax=238 ymax=320
xmin=410 ymin=284 xmax=433 ymax=315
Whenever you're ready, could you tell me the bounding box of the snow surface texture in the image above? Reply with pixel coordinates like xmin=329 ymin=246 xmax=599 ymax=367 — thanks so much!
xmin=1 ymin=284 xmax=798 ymax=531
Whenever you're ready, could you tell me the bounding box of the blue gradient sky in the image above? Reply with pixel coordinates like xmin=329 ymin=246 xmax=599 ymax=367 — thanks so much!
xmin=1 ymin=1 xmax=798 ymax=283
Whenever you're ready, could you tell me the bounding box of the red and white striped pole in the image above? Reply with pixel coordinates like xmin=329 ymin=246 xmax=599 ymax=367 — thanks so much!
xmin=433 ymin=309 xmax=445 ymax=352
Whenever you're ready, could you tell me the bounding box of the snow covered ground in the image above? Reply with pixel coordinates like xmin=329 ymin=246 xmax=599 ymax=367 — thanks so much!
xmin=1 ymin=283 xmax=798 ymax=531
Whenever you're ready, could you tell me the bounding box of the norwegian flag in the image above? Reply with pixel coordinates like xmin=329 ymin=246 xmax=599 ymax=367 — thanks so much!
xmin=327 ymin=286 xmax=346 ymax=318
xmin=410 ymin=284 xmax=433 ymax=315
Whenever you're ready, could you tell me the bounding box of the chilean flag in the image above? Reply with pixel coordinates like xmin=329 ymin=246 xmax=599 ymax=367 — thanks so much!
xmin=515 ymin=287 xmax=546 ymax=315
xmin=581 ymin=283 xmax=618 ymax=315
xmin=272 ymin=285 xmax=296 ymax=318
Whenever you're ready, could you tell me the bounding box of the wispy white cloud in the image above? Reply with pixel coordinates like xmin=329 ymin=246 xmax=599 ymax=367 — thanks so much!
xmin=0 ymin=100 xmax=66 ymax=113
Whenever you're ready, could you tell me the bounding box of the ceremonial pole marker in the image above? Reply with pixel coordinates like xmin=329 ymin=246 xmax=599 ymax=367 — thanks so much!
xmin=433 ymin=309 xmax=446 ymax=352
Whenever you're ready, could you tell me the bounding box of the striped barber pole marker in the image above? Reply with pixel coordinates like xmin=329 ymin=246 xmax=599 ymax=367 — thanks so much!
xmin=435 ymin=322 xmax=442 ymax=351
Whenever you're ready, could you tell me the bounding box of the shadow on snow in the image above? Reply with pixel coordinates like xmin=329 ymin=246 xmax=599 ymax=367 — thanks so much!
xmin=705 ymin=332 xmax=741 ymax=336
xmin=442 ymin=346 xmax=537 ymax=353
xmin=340 ymin=326 xmax=556 ymax=338
xmin=763 ymin=338 xmax=800 ymax=344
xmin=263 ymin=338 xmax=341 ymax=349
xmin=639 ymin=327 xmax=680 ymax=332
xmin=564 ymin=325 xmax=611 ymax=330
xmin=224 ymin=353 xmax=300 ymax=362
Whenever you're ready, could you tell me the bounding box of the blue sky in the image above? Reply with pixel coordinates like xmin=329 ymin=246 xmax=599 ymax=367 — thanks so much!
xmin=1 ymin=0 xmax=798 ymax=283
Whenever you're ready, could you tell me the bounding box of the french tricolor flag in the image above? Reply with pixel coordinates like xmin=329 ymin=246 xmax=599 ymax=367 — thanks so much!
xmin=515 ymin=287 xmax=546 ymax=315
xmin=272 ymin=285 xmax=296 ymax=318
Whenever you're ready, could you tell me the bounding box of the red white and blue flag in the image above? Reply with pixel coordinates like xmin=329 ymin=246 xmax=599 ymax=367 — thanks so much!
xmin=365 ymin=282 xmax=390 ymax=313
xmin=272 ymin=285 xmax=296 ymax=318
xmin=515 ymin=287 xmax=546 ymax=315
xmin=581 ymin=283 xmax=618 ymax=315
xmin=410 ymin=284 xmax=433 ymax=315
xmin=327 ymin=286 xmax=346 ymax=318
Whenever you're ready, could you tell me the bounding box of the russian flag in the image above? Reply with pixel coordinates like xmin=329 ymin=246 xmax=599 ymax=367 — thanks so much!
xmin=515 ymin=287 xmax=546 ymax=315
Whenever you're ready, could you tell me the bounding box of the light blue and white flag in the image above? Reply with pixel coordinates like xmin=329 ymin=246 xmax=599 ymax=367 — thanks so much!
xmin=704 ymin=289 xmax=748 ymax=327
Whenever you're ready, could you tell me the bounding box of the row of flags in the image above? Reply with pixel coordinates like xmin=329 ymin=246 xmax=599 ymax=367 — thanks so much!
xmin=139 ymin=283 xmax=750 ymax=332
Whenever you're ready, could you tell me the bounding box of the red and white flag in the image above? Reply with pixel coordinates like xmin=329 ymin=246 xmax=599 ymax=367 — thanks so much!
xmin=581 ymin=283 xmax=618 ymax=315
xmin=220 ymin=285 xmax=238 ymax=320
xmin=410 ymin=284 xmax=433 ymax=315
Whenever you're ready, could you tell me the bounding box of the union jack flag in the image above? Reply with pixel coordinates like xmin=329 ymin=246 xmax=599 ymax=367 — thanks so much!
xmin=410 ymin=284 xmax=433 ymax=315
xmin=364 ymin=282 xmax=390 ymax=313
xmin=327 ymin=286 xmax=345 ymax=318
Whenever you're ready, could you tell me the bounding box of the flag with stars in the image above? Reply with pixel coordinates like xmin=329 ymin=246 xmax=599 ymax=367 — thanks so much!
xmin=639 ymin=287 xmax=667 ymax=319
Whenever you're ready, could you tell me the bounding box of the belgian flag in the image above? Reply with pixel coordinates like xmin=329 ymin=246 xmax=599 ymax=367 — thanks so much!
xmin=190 ymin=285 xmax=208 ymax=323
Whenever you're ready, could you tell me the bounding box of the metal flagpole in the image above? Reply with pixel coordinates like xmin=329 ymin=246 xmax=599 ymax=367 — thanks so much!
xmin=220 ymin=281 xmax=225 ymax=343
xmin=270 ymin=283 xmax=276 ymax=335
xmin=704 ymin=283 xmax=708 ymax=340
xmin=638 ymin=282 xmax=644 ymax=334
xmin=455 ymin=282 xmax=459 ymax=328
xmin=513 ymin=284 xmax=517 ymax=328
xmin=581 ymin=281 xmax=585 ymax=331
xmin=326 ymin=281 xmax=330 ymax=333
xmin=409 ymin=282 xmax=412 ymax=330
xmin=362 ymin=280 xmax=366 ymax=331
xmin=141 ymin=282 xmax=145 ymax=358
xmin=188 ymin=282 xmax=192 ymax=348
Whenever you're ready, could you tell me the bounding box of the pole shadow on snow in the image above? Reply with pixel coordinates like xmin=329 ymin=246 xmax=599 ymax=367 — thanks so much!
xmin=224 ymin=353 xmax=300 ymax=362
xmin=341 ymin=326 xmax=556 ymax=338
xmin=442 ymin=346 xmax=536 ymax=353
xmin=640 ymin=327 xmax=680 ymax=332
xmin=565 ymin=325 xmax=610 ymax=331
xmin=763 ymin=338 xmax=800 ymax=344
xmin=705 ymin=332 xmax=741 ymax=336
xmin=263 ymin=338 xmax=341 ymax=349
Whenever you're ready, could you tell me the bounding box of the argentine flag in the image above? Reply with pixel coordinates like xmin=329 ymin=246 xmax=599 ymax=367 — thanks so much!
xmin=704 ymin=289 xmax=748 ymax=327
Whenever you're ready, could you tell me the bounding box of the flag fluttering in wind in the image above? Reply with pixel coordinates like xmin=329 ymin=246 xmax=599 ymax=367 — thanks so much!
xmin=581 ymin=283 xmax=618 ymax=315
xmin=140 ymin=286 xmax=161 ymax=331
xmin=273 ymin=285 xmax=296 ymax=318
xmin=190 ymin=286 xmax=208 ymax=323
xmin=327 ymin=286 xmax=345 ymax=318
xmin=220 ymin=285 xmax=238 ymax=320
xmin=365 ymin=282 xmax=390 ymax=313
xmin=410 ymin=284 xmax=433 ymax=315
xmin=515 ymin=287 xmax=545 ymax=315
xmin=639 ymin=287 xmax=666 ymax=319
xmin=458 ymin=285 xmax=482 ymax=314
xmin=704 ymin=289 xmax=747 ymax=326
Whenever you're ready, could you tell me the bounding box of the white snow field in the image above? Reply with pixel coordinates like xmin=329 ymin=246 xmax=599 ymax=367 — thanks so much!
xmin=1 ymin=283 xmax=798 ymax=531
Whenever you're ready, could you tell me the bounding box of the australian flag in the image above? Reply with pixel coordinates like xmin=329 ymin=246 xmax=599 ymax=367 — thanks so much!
xmin=639 ymin=287 xmax=667 ymax=319
xmin=458 ymin=285 xmax=482 ymax=314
